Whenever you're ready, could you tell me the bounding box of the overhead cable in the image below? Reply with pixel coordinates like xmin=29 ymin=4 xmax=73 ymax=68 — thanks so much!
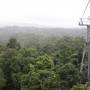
xmin=82 ymin=0 xmax=90 ymax=18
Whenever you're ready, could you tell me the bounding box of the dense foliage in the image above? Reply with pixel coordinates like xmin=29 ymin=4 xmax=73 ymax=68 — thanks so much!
xmin=0 ymin=36 xmax=89 ymax=90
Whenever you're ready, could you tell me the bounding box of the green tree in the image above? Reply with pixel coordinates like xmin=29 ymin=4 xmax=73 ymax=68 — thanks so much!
xmin=59 ymin=63 xmax=81 ymax=90
xmin=70 ymin=84 xmax=90 ymax=90
xmin=0 ymin=49 xmax=19 ymax=90
xmin=21 ymin=54 xmax=59 ymax=90
xmin=7 ymin=38 xmax=21 ymax=49
xmin=0 ymin=68 xmax=6 ymax=90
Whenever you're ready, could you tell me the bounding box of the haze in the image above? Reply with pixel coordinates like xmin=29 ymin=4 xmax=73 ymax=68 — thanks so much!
xmin=0 ymin=0 xmax=89 ymax=27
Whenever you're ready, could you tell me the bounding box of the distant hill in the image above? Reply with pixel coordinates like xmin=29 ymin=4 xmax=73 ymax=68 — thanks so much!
xmin=0 ymin=26 xmax=87 ymax=46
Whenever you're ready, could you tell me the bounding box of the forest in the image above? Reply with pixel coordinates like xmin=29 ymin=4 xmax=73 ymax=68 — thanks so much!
xmin=0 ymin=35 xmax=90 ymax=90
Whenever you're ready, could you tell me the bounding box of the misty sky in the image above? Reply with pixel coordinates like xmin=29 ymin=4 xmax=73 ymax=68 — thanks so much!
xmin=0 ymin=0 xmax=89 ymax=27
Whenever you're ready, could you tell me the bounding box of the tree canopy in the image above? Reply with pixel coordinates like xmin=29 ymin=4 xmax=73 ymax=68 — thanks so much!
xmin=0 ymin=36 xmax=88 ymax=90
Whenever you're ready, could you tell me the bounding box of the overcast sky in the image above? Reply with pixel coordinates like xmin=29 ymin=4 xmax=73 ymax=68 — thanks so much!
xmin=0 ymin=0 xmax=89 ymax=27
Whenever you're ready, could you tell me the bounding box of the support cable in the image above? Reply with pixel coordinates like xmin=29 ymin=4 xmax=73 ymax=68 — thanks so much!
xmin=82 ymin=0 xmax=90 ymax=18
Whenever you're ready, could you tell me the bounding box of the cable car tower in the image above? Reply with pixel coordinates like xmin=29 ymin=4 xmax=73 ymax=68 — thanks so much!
xmin=79 ymin=0 xmax=90 ymax=82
